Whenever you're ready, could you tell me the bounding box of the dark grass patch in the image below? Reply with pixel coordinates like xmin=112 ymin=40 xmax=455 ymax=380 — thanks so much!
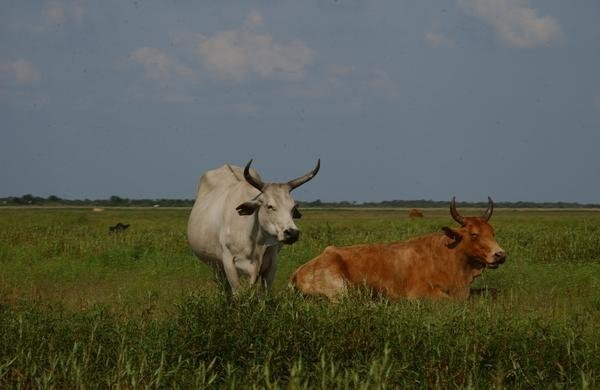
xmin=1 ymin=291 xmax=599 ymax=387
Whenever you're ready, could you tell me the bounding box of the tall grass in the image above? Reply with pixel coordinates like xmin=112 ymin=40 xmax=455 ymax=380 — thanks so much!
xmin=1 ymin=290 xmax=599 ymax=387
xmin=1 ymin=207 xmax=600 ymax=387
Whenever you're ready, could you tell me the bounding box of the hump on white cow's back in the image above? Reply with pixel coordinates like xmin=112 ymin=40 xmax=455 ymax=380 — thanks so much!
xmin=196 ymin=164 xmax=263 ymax=198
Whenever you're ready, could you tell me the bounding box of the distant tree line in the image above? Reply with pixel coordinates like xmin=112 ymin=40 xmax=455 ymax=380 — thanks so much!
xmin=0 ymin=194 xmax=194 ymax=207
xmin=297 ymin=199 xmax=600 ymax=209
xmin=2 ymin=194 xmax=600 ymax=209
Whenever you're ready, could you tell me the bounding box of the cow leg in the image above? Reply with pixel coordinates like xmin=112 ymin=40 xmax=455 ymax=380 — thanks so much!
xmin=222 ymin=251 xmax=241 ymax=294
xmin=429 ymin=288 xmax=453 ymax=299
xmin=320 ymin=274 xmax=347 ymax=303
xmin=294 ymin=252 xmax=348 ymax=302
xmin=247 ymin=263 xmax=260 ymax=287
xmin=232 ymin=258 xmax=259 ymax=285
xmin=213 ymin=265 xmax=232 ymax=295
xmin=404 ymin=279 xmax=453 ymax=300
xmin=260 ymin=246 xmax=279 ymax=289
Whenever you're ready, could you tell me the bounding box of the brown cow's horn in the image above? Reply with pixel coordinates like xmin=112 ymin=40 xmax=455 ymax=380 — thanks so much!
xmin=450 ymin=196 xmax=466 ymax=226
xmin=288 ymin=159 xmax=320 ymax=191
xmin=482 ymin=196 xmax=494 ymax=221
xmin=244 ymin=159 xmax=265 ymax=192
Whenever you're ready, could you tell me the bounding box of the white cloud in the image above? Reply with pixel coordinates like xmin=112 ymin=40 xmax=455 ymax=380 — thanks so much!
xmin=425 ymin=32 xmax=455 ymax=47
xmin=458 ymin=0 xmax=564 ymax=48
xmin=125 ymin=47 xmax=198 ymax=103
xmin=0 ymin=59 xmax=45 ymax=108
xmin=129 ymin=47 xmax=195 ymax=83
xmin=197 ymin=11 xmax=315 ymax=82
xmin=0 ymin=59 xmax=41 ymax=85
xmin=367 ymin=69 xmax=399 ymax=99
xmin=7 ymin=1 xmax=85 ymax=32
xmin=44 ymin=0 xmax=84 ymax=27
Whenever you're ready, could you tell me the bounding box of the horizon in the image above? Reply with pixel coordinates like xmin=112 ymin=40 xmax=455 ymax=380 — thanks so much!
xmin=4 ymin=193 xmax=600 ymax=208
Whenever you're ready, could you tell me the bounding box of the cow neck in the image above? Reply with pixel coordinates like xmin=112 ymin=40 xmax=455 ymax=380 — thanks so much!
xmin=443 ymin=237 xmax=485 ymax=288
xmin=456 ymin=253 xmax=485 ymax=286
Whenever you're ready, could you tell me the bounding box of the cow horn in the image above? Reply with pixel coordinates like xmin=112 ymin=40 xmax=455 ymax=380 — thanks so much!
xmin=288 ymin=159 xmax=320 ymax=191
xmin=482 ymin=196 xmax=494 ymax=221
xmin=243 ymin=159 xmax=265 ymax=192
xmin=450 ymin=196 xmax=466 ymax=226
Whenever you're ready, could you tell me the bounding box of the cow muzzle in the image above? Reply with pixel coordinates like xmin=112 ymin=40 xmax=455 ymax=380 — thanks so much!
xmin=282 ymin=228 xmax=300 ymax=244
xmin=487 ymin=250 xmax=507 ymax=269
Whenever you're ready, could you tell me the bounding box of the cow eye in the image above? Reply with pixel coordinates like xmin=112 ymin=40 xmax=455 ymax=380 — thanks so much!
xmin=292 ymin=207 xmax=302 ymax=219
xmin=267 ymin=204 xmax=276 ymax=211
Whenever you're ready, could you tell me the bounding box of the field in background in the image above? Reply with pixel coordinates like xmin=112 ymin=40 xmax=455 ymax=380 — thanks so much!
xmin=1 ymin=207 xmax=600 ymax=387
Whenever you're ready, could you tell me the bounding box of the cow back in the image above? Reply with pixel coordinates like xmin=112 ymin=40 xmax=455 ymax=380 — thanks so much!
xmin=195 ymin=164 xmax=263 ymax=199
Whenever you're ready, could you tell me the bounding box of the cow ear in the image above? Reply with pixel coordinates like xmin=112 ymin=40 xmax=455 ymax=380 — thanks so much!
xmin=442 ymin=226 xmax=462 ymax=241
xmin=236 ymin=201 xmax=260 ymax=216
xmin=292 ymin=206 xmax=302 ymax=219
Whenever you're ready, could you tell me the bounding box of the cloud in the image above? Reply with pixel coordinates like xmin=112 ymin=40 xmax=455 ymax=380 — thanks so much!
xmin=367 ymin=69 xmax=399 ymax=99
xmin=0 ymin=59 xmax=41 ymax=85
xmin=125 ymin=47 xmax=198 ymax=103
xmin=6 ymin=1 xmax=85 ymax=32
xmin=458 ymin=0 xmax=564 ymax=48
xmin=197 ymin=11 xmax=315 ymax=82
xmin=0 ymin=59 xmax=46 ymax=108
xmin=44 ymin=0 xmax=84 ymax=27
xmin=425 ymin=32 xmax=455 ymax=47
xmin=129 ymin=47 xmax=195 ymax=83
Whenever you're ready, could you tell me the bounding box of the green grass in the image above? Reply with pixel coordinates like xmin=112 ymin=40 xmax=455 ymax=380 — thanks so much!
xmin=1 ymin=207 xmax=600 ymax=387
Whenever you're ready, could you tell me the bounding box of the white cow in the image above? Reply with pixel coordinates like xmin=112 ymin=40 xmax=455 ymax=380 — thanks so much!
xmin=187 ymin=159 xmax=320 ymax=294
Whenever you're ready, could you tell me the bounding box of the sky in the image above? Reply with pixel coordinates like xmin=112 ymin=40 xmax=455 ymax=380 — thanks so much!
xmin=1 ymin=0 xmax=600 ymax=203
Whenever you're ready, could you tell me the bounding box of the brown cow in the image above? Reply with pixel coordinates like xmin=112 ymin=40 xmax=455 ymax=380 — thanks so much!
xmin=408 ymin=208 xmax=424 ymax=218
xmin=291 ymin=197 xmax=506 ymax=301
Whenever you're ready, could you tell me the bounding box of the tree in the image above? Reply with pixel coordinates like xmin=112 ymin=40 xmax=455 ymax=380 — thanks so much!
xmin=109 ymin=195 xmax=125 ymax=205
xmin=21 ymin=194 xmax=35 ymax=204
xmin=47 ymin=195 xmax=62 ymax=202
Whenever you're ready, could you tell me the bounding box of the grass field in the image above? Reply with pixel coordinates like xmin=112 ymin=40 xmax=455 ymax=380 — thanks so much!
xmin=1 ymin=207 xmax=600 ymax=387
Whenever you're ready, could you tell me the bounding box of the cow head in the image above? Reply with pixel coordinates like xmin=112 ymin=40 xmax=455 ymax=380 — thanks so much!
xmin=236 ymin=159 xmax=320 ymax=245
xmin=442 ymin=197 xmax=506 ymax=268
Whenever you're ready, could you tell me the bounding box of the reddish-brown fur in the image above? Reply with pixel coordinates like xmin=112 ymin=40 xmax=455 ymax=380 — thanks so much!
xmin=408 ymin=208 xmax=424 ymax=218
xmin=291 ymin=209 xmax=506 ymax=301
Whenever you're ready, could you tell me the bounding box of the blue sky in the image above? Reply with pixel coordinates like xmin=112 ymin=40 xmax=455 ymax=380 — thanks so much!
xmin=2 ymin=1 xmax=599 ymax=202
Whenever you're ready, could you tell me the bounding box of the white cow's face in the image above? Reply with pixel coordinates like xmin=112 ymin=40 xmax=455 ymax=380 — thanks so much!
xmin=236 ymin=184 xmax=302 ymax=244
xmin=258 ymin=184 xmax=301 ymax=244
xmin=235 ymin=160 xmax=319 ymax=245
